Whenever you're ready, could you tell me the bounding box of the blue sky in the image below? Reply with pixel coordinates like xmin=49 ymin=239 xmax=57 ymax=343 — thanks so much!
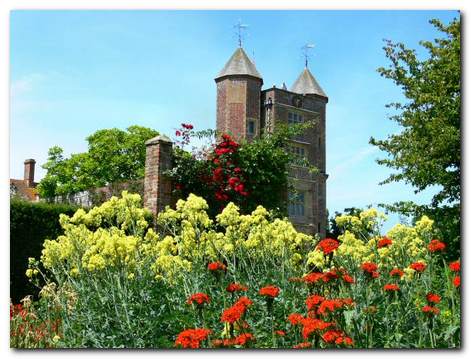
xmin=10 ymin=10 xmax=458 ymax=230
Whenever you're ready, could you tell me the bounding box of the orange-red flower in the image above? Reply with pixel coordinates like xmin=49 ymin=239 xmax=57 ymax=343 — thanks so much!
xmin=187 ymin=293 xmax=211 ymax=306
xmin=301 ymin=318 xmax=333 ymax=339
xmin=322 ymin=329 xmax=353 ymax=345
xmin=342 ymin=274 xmax=355 ymax=284
xmin=234 ymin=333 xmax=255 ymax=346
xmin=449 ymin=261 xmax=460 ymax=272
xmin=317 ymin=299 xmax=344 ymax=316
xmin=389 ymin=268 xmax=404 ymax=278
xmin=426 ymin=293 xmax=441 ymax=304
xmin=410 ymin=262 xmax=427 ymax=272
xmin=293 ymin=342 xmax=312 ymax=349
xmin=317 ymin=238 xmax=340 ymax=255
xmin=422 ymin=306 xmax=440 ymax=316
xmin=361 ymin=262 xmax=378 ymax=273
xmin=226 ymin=282 xmax=248 ymax=293
xmin=306 ymin=294 xmax=325 ymax=310
xmin=453 ymin=275 xmax=460 ymax=288
xmin=221 ymin=296 xmax=253 ymax=324
xmin=303 ymin=272 xmax=324 ymax=285
xmin=287 ymin=313 xmax=304 ymax=326
xmin=275 ymin=330 xmax=286 ymax=336
xmin=378 ymin=237 xmax=393 ymax=248
xmin=384 ymin=284 xmax=400 ymax=292
xmin=259 ymin=285 xmax=280 ymax=298
xmin=428 ymin=239 xmax=446 ymax=252
xmin=207 ymin=261 xmax=226 ymax=272
xmin=175 ymin=328 xmax=212 ymax=348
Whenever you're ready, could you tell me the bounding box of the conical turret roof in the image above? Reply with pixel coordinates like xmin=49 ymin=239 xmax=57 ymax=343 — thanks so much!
xmin=216 ymin=47 xmax=262 ymax=81
xmin=291 ymin=67 xmax=327 ymax=97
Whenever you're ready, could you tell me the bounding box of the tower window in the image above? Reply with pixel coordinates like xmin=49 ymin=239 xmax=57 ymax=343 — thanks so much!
xmin=290 ymin=145 xmax=306 ymax=158
xmin=288 ymin=192 xmax=305 ymax=217
xmin=248 ymin=120 xmax=255 ymax=135
xmin=288 ymin=112 xmax=304 ymax=125
xmin=318 ymin=222 xmax=321 ymax=233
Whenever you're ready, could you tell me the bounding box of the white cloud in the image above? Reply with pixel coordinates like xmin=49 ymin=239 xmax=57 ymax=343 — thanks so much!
xmin=10 ymin=73 xmax=45 ymax=98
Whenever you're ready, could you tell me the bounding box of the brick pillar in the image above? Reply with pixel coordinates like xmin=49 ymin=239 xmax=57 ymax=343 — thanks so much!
xmin=144 ymin=135 xmax=173 ymax=215
xmin=24 ymin=159 xmax=36 ymax=188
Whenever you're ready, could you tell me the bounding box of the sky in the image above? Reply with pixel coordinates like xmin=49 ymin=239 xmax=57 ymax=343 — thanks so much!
xmin=9 ymin=10 xmax=458 ymax=230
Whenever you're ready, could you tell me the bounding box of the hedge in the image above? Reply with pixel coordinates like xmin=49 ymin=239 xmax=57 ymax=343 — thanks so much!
xmin=10 ymin=199 xmax=79 ymax=303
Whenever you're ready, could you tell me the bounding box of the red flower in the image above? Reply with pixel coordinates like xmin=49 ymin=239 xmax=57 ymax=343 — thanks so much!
xmin=317 ymin=299 xmax=344 ymax=316
xmin=287 ymin=313 xmax=304 ymax=326
xmin=449 ymin=261 xmax=460 ymax=272
xmin=226 ymin=282 xmax=248 ymax=293
xmin=317 ymin=238 xmax=340 ymax=255
xmin=181 ymin=123 xmax=194 ymax=130
xmin=361 ymin=262 xmax=378 ymax=273
xmin=187 ymin=293 xmax=211 ymax=306
xmin=428 ymin=239 xmax=446 ymax=252
xmin=215 ymin=191 xmax=229 ymax=202
xmin=322 ymin=269 xmax=339 ymax=282
xmin=293 ymin=342 xmax=312 ymax=349
xmin=175 ymin=130 xmax=182 ymax=136
xmin=303 ymin=272 xmax=324 ymax=285
xmin=322 ymin=330 xmax=344 ymax=343
xmin=377 ymin=236 xmax=393 ymax=248
xmin=301 ymin=318 xmax=333 ymax=339
xmin=207 ymin=261 xmax=226 ymax=272
xmin=212 ymin=167 xmax=224 ymax=181
xmin=175 ymin=328 xmax=211 ymax=348
xmin=410 ymin=262 xmax=427 ymax=272
xmin=275 ymin=330 xmax=286 ymax=336
xmin=422 ymin=306 xmax=440 ymax=316
xmin=259 ymin=285 xmax=280 ymax=298
xmin=221 ymin=296 xmax=253 ymax=324
xmin=306 ymin=294 xmax=325 ymax=310
xmin=234 ymin=333 xmax=255 ymax=346
xmin=235 ymin=183 xmax=245 ymax=193
xmin=222 ymin=133 xmax=232 ymax=141
xmin=384 ymin=283 xmax=400 ymax=292
xmin=228 ymin=177 xmax=240 ymax=188
xmin=389 ymin=268 xmax=404 ymax=278
xmin=342 ymin=274 xmax=355 ymax=284
xmin=234 ymin=167 xmax=241 ymax=173
xmin=426 ymin=293 xmax=441 ymax=304
xmin=453 ymin=275 xmax=460 ymax=288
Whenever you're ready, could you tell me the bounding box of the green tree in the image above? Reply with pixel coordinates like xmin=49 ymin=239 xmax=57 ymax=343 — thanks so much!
xmin=370 ymin=17 xmax=460 ymax=257
xmin=38 ymin=126 xmax=159 ymax=200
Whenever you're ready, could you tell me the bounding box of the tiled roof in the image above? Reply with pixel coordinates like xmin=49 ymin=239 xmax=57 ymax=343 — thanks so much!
xmin=216 ymin=47 xmax=262 ymax=80
xmin=290 ymin=67 xmax=327 ymax=97
xmin=10 ymin=179 xmax=39 ymax=201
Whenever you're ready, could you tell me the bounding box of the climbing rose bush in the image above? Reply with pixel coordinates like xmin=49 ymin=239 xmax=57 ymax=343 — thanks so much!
xmin=22 ymin=192 xmax=460 ymax=348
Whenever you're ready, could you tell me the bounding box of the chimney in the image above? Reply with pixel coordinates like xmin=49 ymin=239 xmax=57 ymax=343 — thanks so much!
xmin=24 ymin=159 xmax=36 ymax=188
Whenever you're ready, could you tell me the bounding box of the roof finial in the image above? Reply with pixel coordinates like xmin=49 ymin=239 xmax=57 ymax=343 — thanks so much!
xmin=301 ymin=43 xmax=315 ymax=68
xmin=234 ymin=19 xmax=249 ymax=48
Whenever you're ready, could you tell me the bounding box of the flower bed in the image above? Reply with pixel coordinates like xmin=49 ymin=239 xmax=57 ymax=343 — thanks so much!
xmin=14 ymin=192 xmax=460 ymax=348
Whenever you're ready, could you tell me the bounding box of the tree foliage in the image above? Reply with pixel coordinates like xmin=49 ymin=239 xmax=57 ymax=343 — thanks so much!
xmin=38 ymin=126 xmax=159 ymax=199
xmin=370 ymin=17 xmax=460 ymax=256
xmin=169 ymin=122 xmax=316 ymax=217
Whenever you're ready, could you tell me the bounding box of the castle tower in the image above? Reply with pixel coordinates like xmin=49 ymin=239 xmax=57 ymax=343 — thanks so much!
xmin=260 ymin=65 xmax=328 ymax=237
xmin=215 ymin=47 xmax=263 ymax=141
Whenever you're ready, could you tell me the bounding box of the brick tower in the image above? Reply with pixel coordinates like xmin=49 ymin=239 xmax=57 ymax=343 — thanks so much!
xmin=215 ymin=47 xmax=263 ymax=141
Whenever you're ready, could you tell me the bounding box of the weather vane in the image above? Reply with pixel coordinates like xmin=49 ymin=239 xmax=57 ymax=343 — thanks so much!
xmin=234 ymin=19 xmax=249 ymax=48
xmin=301 ymin=43 xmax=315 ymax=68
